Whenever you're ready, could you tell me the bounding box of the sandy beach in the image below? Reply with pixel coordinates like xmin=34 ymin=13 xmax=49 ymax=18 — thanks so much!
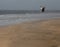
xmin=0 ymin=18 xmax=60 ymax=47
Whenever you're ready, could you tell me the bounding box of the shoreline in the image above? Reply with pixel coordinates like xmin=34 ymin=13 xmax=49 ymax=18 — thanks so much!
xmin=0 ymin=12 xmax=60 ymax=26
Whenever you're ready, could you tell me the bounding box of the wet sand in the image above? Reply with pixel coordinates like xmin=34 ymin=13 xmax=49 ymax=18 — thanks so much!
xmin=0 ymin=18 xmax=60 ymax=47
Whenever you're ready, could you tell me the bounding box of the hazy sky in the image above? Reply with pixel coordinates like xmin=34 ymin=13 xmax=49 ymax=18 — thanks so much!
xmin=0 ymin=0 xmax=60 ymax=10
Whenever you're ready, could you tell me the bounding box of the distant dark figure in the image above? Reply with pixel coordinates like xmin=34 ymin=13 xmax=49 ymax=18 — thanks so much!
xmin=40 ymin=7 xmax=45 ymax=12
xmin=42 ymin=7 xmax=45 ymax=12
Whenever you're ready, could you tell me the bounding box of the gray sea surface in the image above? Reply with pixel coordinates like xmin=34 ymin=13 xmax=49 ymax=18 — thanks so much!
xmin=0 ymin=12 xmax=60 ymax=26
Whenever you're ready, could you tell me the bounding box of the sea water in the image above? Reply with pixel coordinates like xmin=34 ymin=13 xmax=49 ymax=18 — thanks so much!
xmin=0 ymin=12 xmax=60 ymax=26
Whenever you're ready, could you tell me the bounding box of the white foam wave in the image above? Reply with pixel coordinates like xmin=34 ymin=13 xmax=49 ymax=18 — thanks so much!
xmin=0 ymin=13 xmax=60 ymax=26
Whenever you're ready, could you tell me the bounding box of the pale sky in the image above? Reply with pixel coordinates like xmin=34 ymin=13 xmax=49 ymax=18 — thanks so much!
xmin=0 ymin=0 xmax=60 ymax=10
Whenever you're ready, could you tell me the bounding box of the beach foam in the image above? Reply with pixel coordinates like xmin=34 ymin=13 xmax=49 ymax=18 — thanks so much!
xmin=0 ymin=13 xmax=60 ymax=26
